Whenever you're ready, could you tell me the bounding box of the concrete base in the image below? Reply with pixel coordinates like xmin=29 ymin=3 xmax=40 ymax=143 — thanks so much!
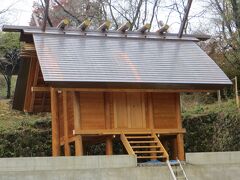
xmin=0 ymin=152 xmax=240 ymax=180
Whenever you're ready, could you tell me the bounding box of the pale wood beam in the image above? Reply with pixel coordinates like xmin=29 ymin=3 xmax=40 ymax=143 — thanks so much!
xmin=50 ymin=87 xmax=60 ymax=156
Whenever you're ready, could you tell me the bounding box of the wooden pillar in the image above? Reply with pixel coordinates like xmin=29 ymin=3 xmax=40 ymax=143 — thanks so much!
xmin=63 ymin=91 xmax=71 ymax=156
xmin=50 ymin=88 xmax=60 ymax=156
xmin=148 ymin=93 xmax=156 ymax=159
xmin=176 ymin=93 xmax=185 ymax=160
xmin=72 ymin=92 xmax=83 ymax=156
xmin=148 ymin=92 xmax=154 ymax=129
xmin=176 ymin=134 xmax=185 ymax=160
xmin=75 ymin=135 xmax=83 ymax=156
xmin=105 ymin=93 xmax=113 ymax=155
xmin=172 ymin=137 xmax=178 ymax=160
xmin=106 ymin=136 xmax=113 ymax=155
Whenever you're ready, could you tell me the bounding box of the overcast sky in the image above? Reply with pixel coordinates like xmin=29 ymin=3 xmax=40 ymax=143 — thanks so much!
xmin=1 ymin=0 xmax=33 ymax=25
xmin=0 ymin=0 xmax=213 ymax=33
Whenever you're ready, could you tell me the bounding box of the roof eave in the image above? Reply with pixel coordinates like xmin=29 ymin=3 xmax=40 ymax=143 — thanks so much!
xmin=45 ymin=81 xmax=232 ymax=91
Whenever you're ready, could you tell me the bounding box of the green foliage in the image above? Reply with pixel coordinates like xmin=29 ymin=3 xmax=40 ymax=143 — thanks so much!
xmin=0 ymin=32 xmax=20 ymax=56
xmin=1 ymin=99 xmax=240 ymax=157
xmin=183 ymin=100 xmax=240 ymax=152
xmin=0 ymin=120 xmax=52 ymax=157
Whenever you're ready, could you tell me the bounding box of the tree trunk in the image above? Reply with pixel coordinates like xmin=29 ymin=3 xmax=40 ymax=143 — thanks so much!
xmin=6 ymin=75 xmax=11 ymax=99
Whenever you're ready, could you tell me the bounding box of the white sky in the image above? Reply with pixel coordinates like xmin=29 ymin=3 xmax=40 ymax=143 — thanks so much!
xmin=0 ymin=0 xmax=214 ymax=34
xmin=1 ymin=0 xmax=33 ymax=26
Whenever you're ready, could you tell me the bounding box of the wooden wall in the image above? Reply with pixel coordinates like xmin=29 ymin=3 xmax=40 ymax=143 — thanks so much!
xmin=152 ymin=93 xmax=179 ymax=129
xmin=56 ymin=91 xmax=181 ymax=139
xmin=51 ymin=90 xmax=184 ymax=159
xmin=113 ymin=92 xmax=146 ymax=129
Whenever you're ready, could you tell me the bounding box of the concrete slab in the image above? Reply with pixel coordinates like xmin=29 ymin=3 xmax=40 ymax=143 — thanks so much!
xmin=0 ymin=155 xmax=136 ymax=172
xmin=186 ymin=151 xmax=240 ymax=165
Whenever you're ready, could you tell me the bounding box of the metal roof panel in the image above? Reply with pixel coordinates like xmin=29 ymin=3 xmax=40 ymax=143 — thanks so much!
xmin=33 ymin=33 xmax=231 ymax=88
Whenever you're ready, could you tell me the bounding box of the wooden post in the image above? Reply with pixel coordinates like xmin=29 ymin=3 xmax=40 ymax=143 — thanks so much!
xmin=176 ymin=93 xmax=185 ymax=160
xmin=75 ymin=135 xmax=83 ymax=156
xmin=105 ymin=93 xmax=113 ymax=155
xmin=106 ymin=136 xmax=113 ymax=155
xmin=235 ymin=76 xmax=239 ymax=108
xmin=72 ymin=92 xmax=83 ymax=156
xmin=50 ymin=88 xmax=60 ymax=156
xmin=176 ymin=134 xmax=185 ymax=160
xmin=148 ymin=93 xmax=154 ymax=129
xmin=63 ymin=91 xmax=71 ymax=156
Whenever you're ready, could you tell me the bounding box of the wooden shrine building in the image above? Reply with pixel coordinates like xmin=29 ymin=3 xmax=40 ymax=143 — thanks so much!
xmin=2 ymin=24 xmax=231 ymax=161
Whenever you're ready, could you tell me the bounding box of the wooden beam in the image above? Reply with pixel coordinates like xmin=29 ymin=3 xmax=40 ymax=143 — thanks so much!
xmin=57 ymin=19 xmax=69 ymax=30
xmin=32 ymin=87 xmax=219 ymax=93
xmin=78 ymin=19 xmax=91 ymax=31
xmin=72 ymin=92 xmax=83 ymax=156
xmin=104 ymin=92 xmax=112 ymax=129
xmin=60 ymin=135 xmax=75 ymax=146
xmin=62 ymin=91 xmax=71 ymax=156
xmin=56 ymin=88 xmax=217 ymax=93
xmin=75 ymin=135 xmax=83 ymax=156
xmin=176 ymin=93 xmax=182 ymax=129
xmin=31 ymin=86 xmax=50 ymax=92
xmin=117 ymin=22 xmax=130 ymax=33
xmin=148 ymin=93 xmax=154 ymax=129
xmin=74 ymin=128 xmax=186 ymax=135
xmin=120 ymin=134 xmax=135 ymax=155
xmin=138 ymin=23 xmax=151 ymax=33
xmin=177 ymin=134 xmax=185 ymax=160
xmin=98 ymin=20 xmax=111 ymax=32
xmin=178 ymin=0 xmax=193 ymax=38
xmin=156 ymin=25 xmax=169 ymax=35
xmin=24 ymin=57 xmax=37 ymax=112
xmin=106 ymin=136 xmax=113 ymax=155
xmin=29 ymin=60 xmax=40 ymax=112
xmin=50 ymin=87 xmax=60 ymax=156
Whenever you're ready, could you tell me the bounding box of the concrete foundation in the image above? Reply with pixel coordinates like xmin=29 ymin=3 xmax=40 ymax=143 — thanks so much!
xmin=0 ymin=152 xmax=240 ymax=180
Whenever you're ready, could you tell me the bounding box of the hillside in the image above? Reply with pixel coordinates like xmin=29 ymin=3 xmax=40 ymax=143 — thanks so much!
xmin=0 ymin=97 xmax=240 ymax=157
xmin=183 ymin=99 xmax=240 ymax=152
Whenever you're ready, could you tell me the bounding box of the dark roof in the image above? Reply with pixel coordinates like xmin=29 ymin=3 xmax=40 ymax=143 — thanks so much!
xmin=32 ymin=33 xmax=231 ymax=89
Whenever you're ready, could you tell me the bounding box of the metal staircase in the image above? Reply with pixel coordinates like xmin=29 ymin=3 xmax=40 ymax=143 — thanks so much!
xmin=120 ymin=133 xmax=169 ymax=161
xmin=166 ymin=159 xmax=189 ymax=180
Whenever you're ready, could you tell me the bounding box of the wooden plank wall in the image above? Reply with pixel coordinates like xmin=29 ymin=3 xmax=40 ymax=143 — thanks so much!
xmin=113 ymin=92 xmax=146 ymax=129
xmin=152 ymin=93 xmax=178 ymax=129
xmin=52 ymin=90 xmax=184 ymax=159
xmin=56 ymin=91 xmax=181 ymax=135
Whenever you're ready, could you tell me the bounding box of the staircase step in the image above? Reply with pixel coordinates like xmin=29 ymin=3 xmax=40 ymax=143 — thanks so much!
xmin=129 ymin=141 xmax=158 ymax=143
xmin=126 ymin=136 xmax=154 ymax=139
xmin=135 ymin=150 xmax=163 ymax=154
xmin=132 ymin=146 xmax=160 ymax=148
xmin=137 ymin=155 xmax=167 ymax=159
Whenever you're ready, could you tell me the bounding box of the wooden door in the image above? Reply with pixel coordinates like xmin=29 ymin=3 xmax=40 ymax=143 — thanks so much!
xmin=113 ymin=92 xmax=146 ymax=129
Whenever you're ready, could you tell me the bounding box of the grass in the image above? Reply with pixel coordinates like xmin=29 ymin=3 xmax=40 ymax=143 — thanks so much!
xmin=0 ymin=99 xmax=50 ymax=132
xmin=0 ymin=75 xmax=50 ymax=132
xmin=182 ymin=99 xmax=240 ymax=117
